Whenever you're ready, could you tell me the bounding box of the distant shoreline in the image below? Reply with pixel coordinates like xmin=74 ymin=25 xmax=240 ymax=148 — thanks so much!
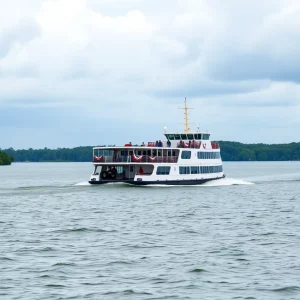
xmin=2 ymin=141 xmax=300 ymax=162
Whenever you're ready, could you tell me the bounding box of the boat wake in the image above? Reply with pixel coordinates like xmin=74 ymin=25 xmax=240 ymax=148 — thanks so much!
xmin=202 ymin=177 xmax=254 ymax=187
xmin=75 ymin=181 xmax=91 ymax=186
xmin=243 ymin=173 xmax=300 ymax=184
xmin=141 ymin=178 xmax=254 ymax=187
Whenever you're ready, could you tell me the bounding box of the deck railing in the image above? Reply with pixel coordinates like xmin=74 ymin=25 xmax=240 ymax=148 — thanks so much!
xmin=93 ymin=155 xmax=178 ymax=163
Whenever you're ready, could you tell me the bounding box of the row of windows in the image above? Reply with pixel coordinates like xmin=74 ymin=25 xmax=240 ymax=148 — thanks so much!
xmin=197 ymin=152 xmax=221 ymax=159
xmin=97 ymin=150 xmax=114 ymax=156
xmin=156 ymin=165 xmax=223 ymax=175
xmin=179 ymin=166 xmax=223 ymax=174
xmin=181 ymin=151 xmax=221 ymax=160
xmin=166 ymin=134 xmax=210 ymax=141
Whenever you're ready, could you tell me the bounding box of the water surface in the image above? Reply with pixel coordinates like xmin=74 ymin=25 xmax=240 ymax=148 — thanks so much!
xmin=0 ymin=162 xmax=300 ymax=299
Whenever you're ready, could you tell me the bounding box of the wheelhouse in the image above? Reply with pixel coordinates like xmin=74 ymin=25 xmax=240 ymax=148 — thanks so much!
xmin=165 ymin=133 xmax=210 ymax=141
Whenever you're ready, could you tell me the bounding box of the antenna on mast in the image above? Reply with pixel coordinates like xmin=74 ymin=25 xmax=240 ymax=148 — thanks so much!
xmin=179 ymin=97 xmax=193 ymax=133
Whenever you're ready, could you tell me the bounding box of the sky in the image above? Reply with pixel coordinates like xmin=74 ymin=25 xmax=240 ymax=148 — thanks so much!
xmin=1 ymin=0 xmax=300 ymax=149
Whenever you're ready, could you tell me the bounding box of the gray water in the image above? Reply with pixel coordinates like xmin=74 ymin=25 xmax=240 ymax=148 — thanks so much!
xmin=0 ymin=162 xmax=300 ymax=300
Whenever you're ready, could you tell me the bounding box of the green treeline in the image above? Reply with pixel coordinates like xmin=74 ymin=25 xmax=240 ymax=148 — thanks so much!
xmin=3 ymin=147 xmax=93 ymax=162
xmin=0 ymin=150 xmax=14 ymax=165
xmin=2 ymin=142 xmax=300 ymax=162
xmin=219 ymin=141 xmax=300 ymax=161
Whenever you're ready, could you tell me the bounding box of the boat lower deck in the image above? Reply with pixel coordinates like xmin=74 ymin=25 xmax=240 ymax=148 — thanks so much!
xmin=89 ymin=176 xmax=225 ymax=186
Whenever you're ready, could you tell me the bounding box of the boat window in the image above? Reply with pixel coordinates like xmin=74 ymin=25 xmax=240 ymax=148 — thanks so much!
xmin=199 ymin=165 xmax=223 ymax=173
xmin=198 ymin=152 xmax=221 ymax=159
xmin=195 ymin=134 xmax=202 ymax=140
xmin=187 ymin=134 xmax=194 ymax=140
xmin=174 ymin=134 xmax=181 ymax=140
xmin=137 ymin=151 xmax=141 ymax=155
xmin=181 ymin=151 xmax=191 ymax=159
xmin=143 ymin=151 xmax=147 ymax=155
xmin=103 ymin=150 xmax=113 ymax=156
xmin=181 ymin=134 xmax=187 ymax=140
xmin=116 ymin=166 xmax=123 ymax=174
xmin=203 ymin=134 xmax=210 ymax=140
xmin=168 ymin=134 xmax=175 ymax=140
xmin=191 ymin=166 xmax=199 ymax=174
xmin=156 ymin=166 xmax=171 ymax=175
xmin=179 ymin=166 xmax=190 ymax=174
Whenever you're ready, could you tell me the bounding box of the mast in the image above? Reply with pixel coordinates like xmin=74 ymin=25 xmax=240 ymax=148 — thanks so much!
xmin=179 ymin=97 xmax=193 ymax=133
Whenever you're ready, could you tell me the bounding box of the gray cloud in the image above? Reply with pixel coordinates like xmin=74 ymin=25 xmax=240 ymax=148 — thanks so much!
xmin=0 ymin=0 xmax=300 ymax=148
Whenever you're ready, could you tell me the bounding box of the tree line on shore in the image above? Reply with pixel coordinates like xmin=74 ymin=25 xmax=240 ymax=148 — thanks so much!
xmin=218 ymin=141 xmax=300 ymax=161
xmin=2 ymin=142 xmax=300 ymax=163
xmin=0 ymin=150 xmax=14 ymax=165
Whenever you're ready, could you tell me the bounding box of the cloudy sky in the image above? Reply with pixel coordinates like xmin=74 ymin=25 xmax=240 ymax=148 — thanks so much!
xmin=1 ymin=0 xmax=300 ymax=149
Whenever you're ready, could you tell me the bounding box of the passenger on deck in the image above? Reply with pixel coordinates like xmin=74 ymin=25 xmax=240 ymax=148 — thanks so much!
xmin=180 ymin=139 xmax=183 ymax=148
xmin=141 ymin=142 xmax=145 ymax=146
xmin=158 ymin=140 xmax=163 ymax=147
xmin=129 ymin=142 xmax=132 ymax=146
xmin=155 ymin=140 xmax=159 ymax=147
xmin=138 ymin=167 xmax=144 ymax=175
xmin=188 ymin=140 xmax=191 ymax=148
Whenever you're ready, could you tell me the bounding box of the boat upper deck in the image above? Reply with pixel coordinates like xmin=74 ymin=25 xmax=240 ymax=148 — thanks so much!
xmin=92 ymin=141 xmax=221 ymax=164
xmin=93 ymin=141 xmax=220 ymax=150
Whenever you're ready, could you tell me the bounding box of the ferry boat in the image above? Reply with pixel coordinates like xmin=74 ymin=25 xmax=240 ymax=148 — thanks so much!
xmin=89 ymin=100 xmax=225 ymax=185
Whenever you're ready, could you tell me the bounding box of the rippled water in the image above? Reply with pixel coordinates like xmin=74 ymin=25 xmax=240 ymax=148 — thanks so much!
xmin=1 ymin=162 xmax=300 ymax=299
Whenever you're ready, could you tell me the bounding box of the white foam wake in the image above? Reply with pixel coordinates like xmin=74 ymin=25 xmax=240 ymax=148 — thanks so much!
xmin=202 ymin=177 xmax=254 ymax=187
xmin=143 ymin=178 xmax=254 ymax=188
xmin=75 ymin=181 xmax=91 ymax=186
